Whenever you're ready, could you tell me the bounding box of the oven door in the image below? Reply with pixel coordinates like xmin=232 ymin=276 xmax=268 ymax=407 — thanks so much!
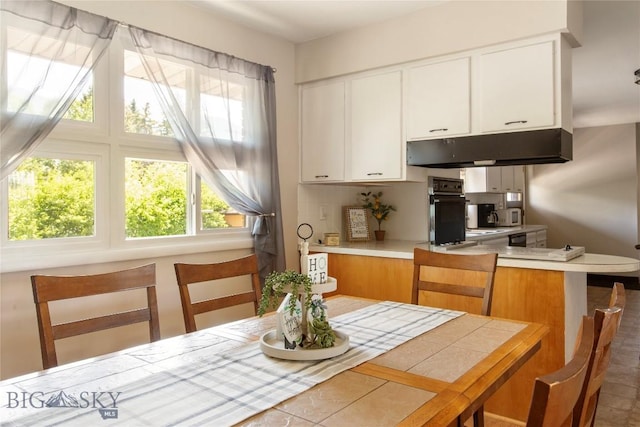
xmin=430 ymin=194 xmax=466 ymax=245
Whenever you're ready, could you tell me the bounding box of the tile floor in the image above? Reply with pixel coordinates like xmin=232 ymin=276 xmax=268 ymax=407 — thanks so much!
xmin=480 ymin=285 xmax=639 ymax=427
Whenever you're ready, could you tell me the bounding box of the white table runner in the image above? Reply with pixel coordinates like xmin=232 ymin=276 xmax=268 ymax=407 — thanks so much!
xmin=2 ymin=301 xmax=462 ymax=426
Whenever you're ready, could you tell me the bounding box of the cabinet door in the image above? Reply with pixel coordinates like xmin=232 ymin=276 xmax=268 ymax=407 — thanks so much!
xmin=350 ymin=71 xmax=402 ymax=181
xmin=300 ymin=81 xmax=345 ymax=182
xmin=406 ymin=57 xmax=470 ymax=140
xmin=512 ymin=165 xmax=525 ymax=192
xmin=464 ymin=167 xmax=501 ymax=193
xmin=479 ymin=41 xmax=555 ymax=132
xmin=500 ymin=166 xmax=515 ymax=192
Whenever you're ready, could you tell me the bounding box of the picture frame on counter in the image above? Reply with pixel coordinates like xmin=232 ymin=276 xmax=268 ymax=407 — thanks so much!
xmin=343 ymin=206 xmax=370 ymax=242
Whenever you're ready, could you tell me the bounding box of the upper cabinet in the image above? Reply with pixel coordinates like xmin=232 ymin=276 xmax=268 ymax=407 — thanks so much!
xmin=406 ymin=57 xmax=471 ymax=140
xmin=299 ymin=34 xmax=571 ymax=184
xmin=464 ymin=165 xmax=525 ymax=193
xmin=500 ymin=165 xmax=525 ymax=193
xmin=350 ymin=71 xmax=402 ymax=181
xmin=478 ymin=41 xmax=555 ymax=133
xmin=300 ymin=81 xmax=345 ymax=183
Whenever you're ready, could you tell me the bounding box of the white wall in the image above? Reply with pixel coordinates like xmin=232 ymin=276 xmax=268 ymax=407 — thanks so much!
xmin=1 ymin=1 xmax=298 ymax=380
xmin=295 ymin=0 xmax=581 ymax=83
xmin=526 ymin=124 xmax=639 ymax=263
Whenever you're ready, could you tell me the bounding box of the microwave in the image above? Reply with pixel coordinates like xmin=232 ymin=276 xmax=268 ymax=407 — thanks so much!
xmin=496 ymin=208 xmax=522 ymax=226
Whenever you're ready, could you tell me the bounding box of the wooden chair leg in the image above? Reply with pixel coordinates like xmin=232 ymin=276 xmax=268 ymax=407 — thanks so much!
xmin=473 ymin=406 xmax=484 ymax=427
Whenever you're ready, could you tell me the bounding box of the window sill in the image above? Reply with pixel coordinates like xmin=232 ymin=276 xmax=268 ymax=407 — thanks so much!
xmin=0 ymin=233 xmax=254 ymax=274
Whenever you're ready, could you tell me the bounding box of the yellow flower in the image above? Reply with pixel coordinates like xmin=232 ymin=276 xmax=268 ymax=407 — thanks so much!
xmin=360 ymin=191 xmax=396 ymax=231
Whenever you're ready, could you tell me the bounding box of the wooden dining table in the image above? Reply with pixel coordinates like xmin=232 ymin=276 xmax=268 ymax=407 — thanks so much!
xmin=0 ymin=296 xmax=547 ymax=426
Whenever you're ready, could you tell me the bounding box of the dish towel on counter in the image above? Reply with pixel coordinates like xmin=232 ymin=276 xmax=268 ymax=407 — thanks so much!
xmin=2 ymin=301 xmax=462 ymax=427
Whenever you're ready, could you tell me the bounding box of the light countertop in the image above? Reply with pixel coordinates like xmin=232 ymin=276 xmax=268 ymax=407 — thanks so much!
xmin=310 ymin=237 xmax=639 ymax=274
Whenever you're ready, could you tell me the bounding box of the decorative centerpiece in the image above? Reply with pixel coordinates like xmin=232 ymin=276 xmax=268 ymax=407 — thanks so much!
xmin=361 ymin=191 xmax=396 ymax=241
xmin=258 ymin=225 xmax=348 ymax=360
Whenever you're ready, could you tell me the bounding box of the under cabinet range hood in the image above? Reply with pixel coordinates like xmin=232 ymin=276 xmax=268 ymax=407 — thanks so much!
xmin=407 ymin=128 xmax=572 ymax=168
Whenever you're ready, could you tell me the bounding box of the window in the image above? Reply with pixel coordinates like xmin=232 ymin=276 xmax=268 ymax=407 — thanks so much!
xmin=1 ymin=28 xmax=251 ymax=271
xmin=123 ymin=49 xmax=183 ymax=137
xmin=8 ymin=157 xmax=95 ymax=240
xmin=199 ymin=75 xmax=244 ymax=140
xmin=200 ymin=180 xmax=246 ymax=230
xmin=64 ymin=81 xmax=94 ymax=122
xmin=6 ymin=26 xmax=95 ymax=123
xmin=125 ymin=158 xmax=188 ymax=238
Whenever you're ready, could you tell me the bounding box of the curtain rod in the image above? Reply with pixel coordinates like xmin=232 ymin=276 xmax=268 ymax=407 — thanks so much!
xmin=116 ymin=22 xmax=276 ymax=73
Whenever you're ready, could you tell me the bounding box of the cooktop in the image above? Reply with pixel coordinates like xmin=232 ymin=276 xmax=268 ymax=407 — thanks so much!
xmin=477 ymin=245 xmax=586 ymax=262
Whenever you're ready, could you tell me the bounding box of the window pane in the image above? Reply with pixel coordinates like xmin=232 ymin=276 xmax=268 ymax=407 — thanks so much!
xmin=200 ymin=75 xmax=244 ymax=140
xmin=8 ymin=158 xmax=95 ymax=240
xmin=125 ymin=158 xmax=187 ymax=238
xmin=63 ymin=82 xmax=94 ymax=122
xmin=123 ymin=50 xmax=186 ymax=137
xmin=201 ymin=181 xmax=246 ymax=230
xmin=7 ymin=50 xmax=94 ymax=122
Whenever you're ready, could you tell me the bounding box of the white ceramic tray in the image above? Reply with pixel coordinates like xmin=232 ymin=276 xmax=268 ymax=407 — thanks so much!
xmin=259 ymin=329 xmax=349 ymax=361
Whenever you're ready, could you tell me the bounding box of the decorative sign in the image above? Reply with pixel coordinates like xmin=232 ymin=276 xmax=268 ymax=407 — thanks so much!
xmin=276 ymin=294 xmax=302 ymax=349
xmin=306 ymin=253 xmax=328 ymax=284
xmin=344 ymin=206 xmax=370 ymax=241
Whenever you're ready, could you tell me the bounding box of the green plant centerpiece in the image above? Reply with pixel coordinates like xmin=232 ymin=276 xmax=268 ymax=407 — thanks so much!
xmin=258 ymin=270 xmax=336 ymax=349
xmin=360 ymin=191 xmax=396 ymax=231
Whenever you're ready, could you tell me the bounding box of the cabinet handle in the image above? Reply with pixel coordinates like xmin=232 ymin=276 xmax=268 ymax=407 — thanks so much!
xmin=504 ymin=120 xmax=528 ymax=126
xmin=314 ymin=175 xmax=329 ymax=179
xmin=429 ymin=128 xmax=449 ymax=132
xmin=367 ymin=172 xmax=383 ymax=176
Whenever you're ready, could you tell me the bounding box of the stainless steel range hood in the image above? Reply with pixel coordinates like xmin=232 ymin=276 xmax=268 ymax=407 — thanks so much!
xmin=407 ymin=128 xmax=572 ymax=168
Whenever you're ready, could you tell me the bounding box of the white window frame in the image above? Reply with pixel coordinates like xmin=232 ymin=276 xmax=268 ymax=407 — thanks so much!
xmin=0 ymin=27 xmax=253 ymax=274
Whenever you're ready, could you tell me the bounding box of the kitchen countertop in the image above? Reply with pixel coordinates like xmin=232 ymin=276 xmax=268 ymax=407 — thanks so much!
xmin=310 ymin=235 xmax=640 ymax=274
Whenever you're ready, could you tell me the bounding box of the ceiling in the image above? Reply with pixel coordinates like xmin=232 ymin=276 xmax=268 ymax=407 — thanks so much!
xmin=193 ymin=1 xmax=640 ymax=129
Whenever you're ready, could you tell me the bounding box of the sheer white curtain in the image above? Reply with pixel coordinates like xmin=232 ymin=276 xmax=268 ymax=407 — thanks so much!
xmin=0 ymin=0 xmax=117 ymax=179
xmin=127 ymin=26 xmax=285 ymax=279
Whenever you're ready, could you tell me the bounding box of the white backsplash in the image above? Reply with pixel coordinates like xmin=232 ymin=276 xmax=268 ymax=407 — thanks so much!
xmin=297 ymin=182 xmax=429 ymax=244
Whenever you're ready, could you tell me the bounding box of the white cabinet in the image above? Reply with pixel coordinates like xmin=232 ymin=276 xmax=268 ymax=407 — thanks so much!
xmin=464 ymin=165 xmax=525 ymax=193
xmin=479 ymin=41 xmax=555 ymax=133
xmin=526 ymin=232 xmax=537 ymax=248
xmin=350 ymin=71 xmax=403 ymax=181
xmin=464 ymin=167 xmax=501 ymax=193
xmin=406 ymin=57 xmax=471 ymax=140
xmin=536 ymin=230 xmax=547 ymax=248
xmin=500 ymin=165 xmax=525 ymax=192
xmin=300 ymin=81 xmax=345 ymax=182
xmin=300 ymin=34 xmax=570 ymax=184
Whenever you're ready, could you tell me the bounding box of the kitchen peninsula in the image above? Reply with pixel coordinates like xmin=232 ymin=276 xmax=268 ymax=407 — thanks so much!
xmin=310 ymin=236 xmax=639 ymax=422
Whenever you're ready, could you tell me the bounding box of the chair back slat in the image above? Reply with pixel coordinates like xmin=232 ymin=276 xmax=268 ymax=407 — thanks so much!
xmin=52 ymin=308 xmax=152 ymax=340
xmin=174 ymin=254 xmax=262 ymax=333
xmin=527 ymin=316 xmax=595 ymax=427
xmin=31 ymin=264 xmax=160 ymax=369
xmin=33 ymin=264 xmax=156 ymax=302
xmin=412 ymin=248 xmax=497 ymax=315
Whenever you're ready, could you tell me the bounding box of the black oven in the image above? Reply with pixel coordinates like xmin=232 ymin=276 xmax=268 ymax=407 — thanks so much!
xmin=429 ymin=177 xmax=466 ymax=245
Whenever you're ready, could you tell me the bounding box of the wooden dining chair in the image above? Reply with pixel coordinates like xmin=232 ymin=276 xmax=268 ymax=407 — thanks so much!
xmin=526 ymin=316 xmax=595 ymax=427
xmin=31 ymin=264 xmax=160 ymax=369
xmin=413 ymin=248 xmax=497 ymax=427
xmin=572 ymin=283 xmax=625 ymax=427
xmin=412 ymin=248 xmax=498 ymax=315
xmin=174 ymin=254 xmax=262 ymax=333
